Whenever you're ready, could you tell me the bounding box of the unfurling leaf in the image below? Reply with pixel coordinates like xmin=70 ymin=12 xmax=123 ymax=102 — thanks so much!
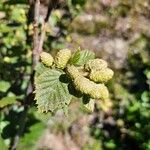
xmin=69 ymin=50 xmax=95 ymax=66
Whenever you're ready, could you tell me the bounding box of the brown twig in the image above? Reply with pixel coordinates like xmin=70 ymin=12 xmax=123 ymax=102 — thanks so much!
xmin=32 ymin=0 xmax=40 ymax=68
xmin=10 ymin=0 xmax=41 ymax=149
xmin=38 ymin=22 xmax=46 ymax=54
xmin=10 ymin=0 xmax=61 ymax=149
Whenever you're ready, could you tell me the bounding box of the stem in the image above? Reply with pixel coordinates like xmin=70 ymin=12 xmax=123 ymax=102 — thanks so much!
xmin=32 ymin=0 xmax=40 ymax=68
xmin=38 ymin=22 xmax=46 ymax=54
xmin=10 ymin=0 xmax=60 ymax=149
xmin=10 ymin=0 xmax=41 ymax=149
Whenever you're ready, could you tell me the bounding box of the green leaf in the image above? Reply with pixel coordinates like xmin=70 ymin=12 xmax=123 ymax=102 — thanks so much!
xmin=0 ymin=97 xmax=17 ymax=108
xmin=69 ymin=50 xmax=95 ymax=66
xmin=0 ymin=81 xmax=11 ymax=92
xmin=82 ymin=98 xmax=95 ymax=113
xmin=0 ymin=136 xmax=8 ymax=150
xmin=35 ymin=69 xmax=72 ymax=113
xmin=34 ymin=63 xmax=49 ymax=78
xmin=18 ymin=122 xmax=45 ymax=150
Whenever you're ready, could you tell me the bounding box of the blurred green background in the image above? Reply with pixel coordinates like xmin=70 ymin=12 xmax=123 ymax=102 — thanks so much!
xmin=0 ymin=0 xmax=150 ymax=149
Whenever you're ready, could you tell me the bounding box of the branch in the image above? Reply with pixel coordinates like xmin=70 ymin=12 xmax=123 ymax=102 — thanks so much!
xmin=10 ymin=0 xmax=60 ymax=149
xmin=10 ymin=0 xmax=41 ymax=149
xmin=38 ymin=22 xmax=46 ymax=54
xmin=32 ymin=0 xmax=40 ymax=68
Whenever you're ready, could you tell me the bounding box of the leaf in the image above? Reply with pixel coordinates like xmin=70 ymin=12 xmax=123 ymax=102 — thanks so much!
xmin=0 ymin=81 xmax=11 ymax=92
xmin=34 ymin=64 xmax=48 ymax=85
xmin=82 ymin=98 xmax=95 ymax=113
xmin=35 ymin=69 xmax=72 ymax=113
xmin=0 ymin=97 xmax=17 ymax=108
xmin=18 ymin=122 xmax=45 ymax=150
xmin=69 ymin=50 xmax=95 ymax=66
xmin=0 ymin=136 xmax=8 ymax=150
xmin=34 ymin=63 xmax=49 ymax=78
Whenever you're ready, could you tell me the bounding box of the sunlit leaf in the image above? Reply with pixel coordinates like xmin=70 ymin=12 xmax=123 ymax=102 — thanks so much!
xmin=35 ymin=69 xmax=72 ymax=113
xmin=18 ymin=122 xmax=45 ymax=150
xmin=34 ymin=63 xmax=49 ymax=78
xmin=0 ymin=81 xmax=11 ymax=92
xmin=83 ymin=99 xmax=95 ymax=113
xmin=69 ymin=50 xmax=95 ymax=66
xmin=0 ymin=97 xmax=17 ymax=108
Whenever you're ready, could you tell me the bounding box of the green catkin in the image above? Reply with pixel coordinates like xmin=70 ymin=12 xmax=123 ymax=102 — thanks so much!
xmin=89 ymin=84 xmax=109 ymax=99
xmin=66 ymin=65 xmax=81 ymax=79
xmin=55 ymin=49 xmax=71 ymax=69
xmin=74 ymin=76 xmax=94 ymax=95
xmin=89 ymin=68 xmax=114 ymax=83
xmin=85 ymin=58 xmax=108 ymax=71
xmin=67 ymin=65 xmax=109 ymax=99
xmin=40 ymin=52 xmax=54 ymax=67
xmin=74 ymin=76 xmax=109 ymax=100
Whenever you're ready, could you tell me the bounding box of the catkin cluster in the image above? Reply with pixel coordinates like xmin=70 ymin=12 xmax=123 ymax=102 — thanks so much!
xmin=40 ymin=49 xmax=71 ymax=69
xmin=85 ymin=59 xmax=114 ymax=83
xmin=66 ymin=65 xmax=110 ymax=100
xmin=40 ymin=50 xmax=113 ymax=100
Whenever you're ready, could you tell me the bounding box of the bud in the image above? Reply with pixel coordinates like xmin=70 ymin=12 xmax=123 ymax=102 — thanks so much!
xmin=40 ymin=52 xmax=54 ymax=67
xmin=85 ymin=59 xmax=108 ymax=71
xmin=55 ymin=49 xmax=71 ymax=69
xmin=89 ymin=84 xmax=109 ymax=99
xmin=89 ymin=68 xmax=114 ymax=83
xmin=66 ymin=65 xmax=81 ymax=79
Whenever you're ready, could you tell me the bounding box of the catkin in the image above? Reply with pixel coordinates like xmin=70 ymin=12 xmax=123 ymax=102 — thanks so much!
xmin=55 ymin=49 xmax=71 ymax=69
xmin=66 ymin=65 xmax=81 ymax=79
xmin=40 ymin=52 xmax=54 ymax=67
xmin=74 ymin=76 xmax=109 ymax=100
xmin=89 ymin=68 xmax=114 ymax=83
xmin=74 ymin=76 xmax=94 ymax=95
xmin=67 ymin=65 xmax=109 ymax=99
xmin=89 ymin=84 xmax=109 ymax=99
xmin=85 ymin=59 xmax=108 ymax=71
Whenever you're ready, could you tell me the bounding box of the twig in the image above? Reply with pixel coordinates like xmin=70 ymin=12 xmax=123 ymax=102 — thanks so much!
xmin=38 ymin=22 xmax=46 ymax=54
xmin=10 ymin=0 xmax=60 ymax=149
xmin=10 ymin=0 xmax=41 ymax=149
xmin=32 ymin=0 xmax=40 ymax=68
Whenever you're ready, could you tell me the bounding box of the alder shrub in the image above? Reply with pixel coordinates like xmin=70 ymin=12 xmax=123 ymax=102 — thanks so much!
xmin=34 ymin=49 xmax=114 ymax=113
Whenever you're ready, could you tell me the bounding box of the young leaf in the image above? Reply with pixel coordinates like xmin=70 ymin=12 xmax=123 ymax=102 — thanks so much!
xmin=0 ymin=81 xmax=11 ymax=92
xmin=34 ymin=63 xmax=49 ymax=78
xmin=18 ymin=122 xmax=45 ymax=150
xmin=83 ymin=99 xmax=95 ymax=113
xmin=69 ymin=50 xmax=95 ymax=65
xmin=0 ymin=97 xmax=17 ymax=108
xmin=35 ymin=69 xmax=72 ymax=113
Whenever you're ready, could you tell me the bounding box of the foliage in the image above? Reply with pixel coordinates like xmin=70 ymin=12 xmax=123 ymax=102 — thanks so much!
xmin=35 ymin=68 xmax=72 ymax=113
xmin=0 ymin=0 xmax=150 ymax=149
